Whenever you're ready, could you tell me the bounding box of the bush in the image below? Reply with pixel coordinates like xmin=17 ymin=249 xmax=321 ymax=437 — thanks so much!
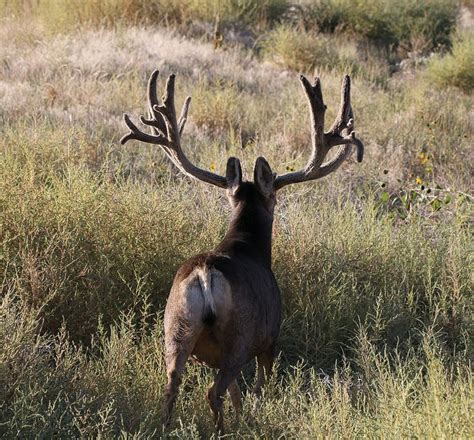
xmin=1 ymin=120 xmax=472 ymax=363
xmin=426 ymin=31 xmax=474 ymax=92
xmin=260 ymin=24 xmax=390 ymax=85
xmin=300 ymin=0 xmax=458 ymax=55
xmin=261 ymin=24 xmax=342 ymax=72
xmin=158 ymin=0 xmax=290 ymax=27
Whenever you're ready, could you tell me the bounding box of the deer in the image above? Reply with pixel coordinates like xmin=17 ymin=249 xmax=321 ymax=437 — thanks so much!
xmin=120 ymin=70 xmax=364 ymax=432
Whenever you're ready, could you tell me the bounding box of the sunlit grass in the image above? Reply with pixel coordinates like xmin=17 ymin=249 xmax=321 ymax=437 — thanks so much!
xmin=0 ymin=0 xmax=289 ymax=31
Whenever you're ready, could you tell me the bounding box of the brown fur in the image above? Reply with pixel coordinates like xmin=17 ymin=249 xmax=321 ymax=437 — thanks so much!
xmin=162 ymin=166 xmax=281 ymax=433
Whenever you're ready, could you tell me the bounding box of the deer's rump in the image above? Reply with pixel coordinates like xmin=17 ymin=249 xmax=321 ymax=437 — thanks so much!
xmin=165 ymin=253 xmax=281 ymax=369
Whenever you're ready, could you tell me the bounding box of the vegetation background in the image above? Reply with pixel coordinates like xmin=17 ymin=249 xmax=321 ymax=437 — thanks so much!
xmin=0 ymin=0 xmax=473 ymax=437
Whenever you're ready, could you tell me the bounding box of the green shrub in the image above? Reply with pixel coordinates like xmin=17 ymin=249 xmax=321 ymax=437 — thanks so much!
xmin=300 ymin=0 xmax=458 ymax=55
xmin=426 ymin=31 xmax=474 ymax=92
xmin=1 ymin=119 xmax=472 ymax=363
xmin=158 ymin=0 xmax=290 ymax=27
xmin=261 ymin=24 xmax=340 ymax=72
xmin=260 ymin=23 xmax=390 ymax=84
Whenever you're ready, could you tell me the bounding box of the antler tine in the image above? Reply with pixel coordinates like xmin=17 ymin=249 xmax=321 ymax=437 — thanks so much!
xmin=300 ymin=75 xmax=325 ymax=118
xmin=178 ymin=96 xmax=191 ymax=136
xmin=326 ymin=76 xmax=364 ymax=162
xmin=136 ymin=69 xmax=168 ymax=136
xmin=120 ymin=113 xmax=170 ymax=146
xmin=329 ymin=75 xmax=351 ymax=134
xmin=274 ymin=75 xmax=363 ymax=191
xmin=155 ymin=73 xmax=181 ymax=143
xmin=121 ymin=71 xmax=228 ymax=189
xmin=147 ymin=69 xmax=160 ymax=110
xmin=163 ymin=73 xmax=176 ymax=107
xmin=300 ymin=75 xmax=329 ymax=169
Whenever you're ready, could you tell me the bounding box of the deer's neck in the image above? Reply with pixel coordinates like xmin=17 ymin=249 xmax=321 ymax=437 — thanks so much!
xmin=216 ymin=203 xmax=274 ymax=268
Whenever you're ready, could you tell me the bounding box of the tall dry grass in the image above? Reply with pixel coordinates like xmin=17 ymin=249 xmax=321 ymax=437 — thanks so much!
xmin=0 ymin=0 xmax=289 ymax=31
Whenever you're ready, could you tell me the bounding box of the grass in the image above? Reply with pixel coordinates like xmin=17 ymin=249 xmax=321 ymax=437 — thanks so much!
xmin=426 ymin=30 xmax=474 ymax=92
xmin=1 ymin=0 xmax=458 ymax=55
xmin=0 ymin=6 xmax=473 ymax=439
xmin=0 ymin=0 xmax=290 ymax=31
xmin=2 ymin=126 xmax=471 ymax=353
xmin=261 ymin=24 xmax=350 ymax=72
xmin=259 ymin=23 xmax=390 ymax=84
xmin=2 ymin=292 xmax=472 ymax=438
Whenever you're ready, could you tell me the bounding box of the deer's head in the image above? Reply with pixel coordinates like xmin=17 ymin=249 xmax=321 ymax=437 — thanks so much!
xmin=223 ymin=156 xmax=276 ymax=217
xmin=121 ymin=71 xmax=364 ymax=219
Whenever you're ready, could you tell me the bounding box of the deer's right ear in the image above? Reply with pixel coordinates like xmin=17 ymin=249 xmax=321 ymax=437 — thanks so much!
xmin=226 ymin=157 xmax=242 ymax=195
xmin=254 ymin=157 xmax=275 ymax=198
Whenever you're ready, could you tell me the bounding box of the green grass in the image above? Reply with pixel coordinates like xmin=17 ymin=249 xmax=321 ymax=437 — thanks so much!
xmin=1 ymin=0 xmax=459 ymax=56
xmin=2 ymin=124 xmax=471 ymax=354
xmin=259 ymin=23 xmax=390 ymax=84
xmin=2 ymin=292 xmax=472 ymax=438
xmin=260 ymin=24 xmax=350 ymax=72
xmin=426 ymin=30 xmax=474 ymax=92
xmin=0 ymin=8 xmax=473 ymax=439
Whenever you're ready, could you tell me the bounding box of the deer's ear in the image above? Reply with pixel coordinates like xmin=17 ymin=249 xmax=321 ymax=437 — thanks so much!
xmin=254 ymin=157 xmax=275 ymax=198
xmin=226 ymin=157 xmax=242 ymax=194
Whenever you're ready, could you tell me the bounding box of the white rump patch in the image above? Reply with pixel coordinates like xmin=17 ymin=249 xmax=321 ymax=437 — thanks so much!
xmin=196 ymin=268 xmax=216 ymax=318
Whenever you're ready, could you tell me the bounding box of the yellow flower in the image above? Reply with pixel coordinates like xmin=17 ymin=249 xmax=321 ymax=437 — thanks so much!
xmin=418 ymin=152 xmax=428 ymax=165
xmin=209 ymin=163 xmax=216 ymax=171
xmin=415 ymin=177 xmax=423 ymax=185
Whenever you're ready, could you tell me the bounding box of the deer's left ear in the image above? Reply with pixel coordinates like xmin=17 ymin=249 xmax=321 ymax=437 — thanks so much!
xmin=254 ymin=157 xmax=275 ymax=198
xmin=226 ymin=157 xmax=242 ymax=195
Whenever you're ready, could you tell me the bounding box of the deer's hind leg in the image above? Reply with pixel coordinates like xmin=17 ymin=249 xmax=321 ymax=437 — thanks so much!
xmin=253 ymin=345 xmax=276 ymax=396
xmin=207 ymin=366 xmax=243 ymax=433
xmin=162 ymin=318 xmax=202 ymax=426
xmin=162 ymin=275 xmax=210 ymax=426
xmin=228 ymin=379 xmax=242 ymax=419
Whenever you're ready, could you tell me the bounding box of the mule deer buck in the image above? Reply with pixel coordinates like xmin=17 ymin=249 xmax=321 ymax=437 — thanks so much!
xmin=121 ymin=70 xmax=364 ymax=432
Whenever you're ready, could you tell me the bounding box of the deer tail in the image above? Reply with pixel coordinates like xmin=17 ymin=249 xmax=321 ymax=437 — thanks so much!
xmin=196 ymin=268 xmax=216 ymax=325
